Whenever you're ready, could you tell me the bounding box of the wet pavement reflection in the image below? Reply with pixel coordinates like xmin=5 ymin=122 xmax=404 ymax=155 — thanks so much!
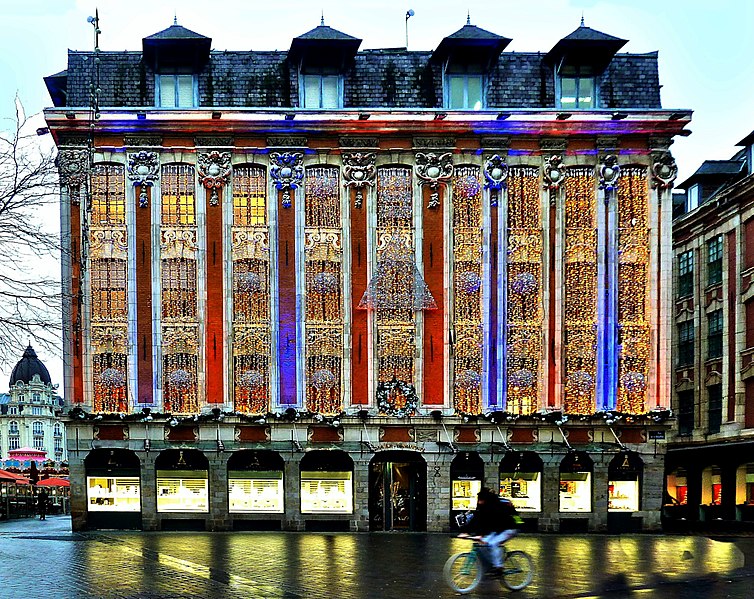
xmin=0 ymin=516 xmax=752 ymax=598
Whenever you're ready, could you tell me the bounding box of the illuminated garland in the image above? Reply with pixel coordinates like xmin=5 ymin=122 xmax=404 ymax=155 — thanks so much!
xmin=376 ymin=379 xmax=419 ymax=418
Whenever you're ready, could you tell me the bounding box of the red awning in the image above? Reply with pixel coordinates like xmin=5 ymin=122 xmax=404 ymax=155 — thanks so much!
xmin=37 ymin=477 xmax=70 ymax=487
xmin=0 ymin=469 xmax=30 ymax=484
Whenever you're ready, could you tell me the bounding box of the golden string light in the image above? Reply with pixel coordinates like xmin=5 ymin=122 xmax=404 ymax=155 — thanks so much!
xmin=616 ymin=167 xmax=650 ymax=413
xmin=563 ymin=168 xmax=598 ymax=414
xmin=304 ymin=167 xmax=344 ymax=415
xmin=506 ymin=167 xmax=542 ymax=415
xmin=233 ymin=166 xmax=270 ymax=414
xmin=161 ymin=164 xmax=199 ymax=414
xmin=90 ymin=164 xmax=129 ymax=413
xmin=452 ymin=166 xmax=483 ymax=415
xmin=376 ymin=167 xmax=415 ymax=412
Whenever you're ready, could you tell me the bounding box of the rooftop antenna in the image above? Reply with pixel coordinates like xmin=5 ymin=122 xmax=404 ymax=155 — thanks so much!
xmin=174 ymin=13 xmax=178 ymax=26
xmin=581 ymin=12 xmax=585 ymax=27
xmin=467 ymin=11 xmax=471 ymax=25
xmin=321 ymin=11 xmax=325 ymax=26
xmin=405 ymin=9 xmax=415 ymax=49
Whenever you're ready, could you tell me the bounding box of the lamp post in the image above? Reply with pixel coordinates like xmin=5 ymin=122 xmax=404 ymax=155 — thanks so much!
xmin=405 ymin=9 xmax=414 ymax=49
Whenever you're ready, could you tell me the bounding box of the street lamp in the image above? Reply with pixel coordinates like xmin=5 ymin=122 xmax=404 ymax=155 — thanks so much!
xmin=405 ymin=9 xmax=415 ymax=49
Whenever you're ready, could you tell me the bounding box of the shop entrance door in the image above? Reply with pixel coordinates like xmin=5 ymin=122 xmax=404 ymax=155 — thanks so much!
xmin=369 ymin=452 xmax=426 ymax=531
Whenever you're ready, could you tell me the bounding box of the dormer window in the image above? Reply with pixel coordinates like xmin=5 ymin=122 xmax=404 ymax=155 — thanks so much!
xmin=446 ymin=65 xmax=484 ymax=110
xmin=557 ymin=65 xmax=595 ymax=109
xmin=157 ymin=74 xmax=197 ymax=108
xmin=302 ymin=73 xmax=341 ymax=109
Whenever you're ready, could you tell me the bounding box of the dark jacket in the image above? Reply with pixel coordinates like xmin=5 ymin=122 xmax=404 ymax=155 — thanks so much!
xmin=461 ymin=494 xmax=518 ymax=535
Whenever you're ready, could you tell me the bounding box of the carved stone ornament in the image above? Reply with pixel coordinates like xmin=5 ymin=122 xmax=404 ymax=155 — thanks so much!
xmin=599 ymin=154 xmax=621 ymax=191
xmin=415 ymin=152 xmax=453 ymax=209
xmin=339 ymin=136 xmax=379 ymax=148
xmin=270 ymin=152 xmax=304 ymax=208
xmin=651 ymin=152 xmax=678 ymax=190
xmin=56 ymin=149 xmax=89 ymax=205
xmin=197 ymin=151 xmax=231 ymax=206
xmin=414 ymin=137 xmax=456 ymax=149
xmin=543 ymin=154 xmax=566 ymax=190
xmin=343 ymin=152 xmax=376 ymax=208
xmin=127 ymin=151 xmax=159 ymax=208
xmin=484 ymin=154 xmax=509 ymax=207
xmin=267 ymin=136 xmax=307 ymax=148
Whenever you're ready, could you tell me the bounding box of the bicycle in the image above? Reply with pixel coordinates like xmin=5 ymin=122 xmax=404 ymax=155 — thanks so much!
xmin=443 ymin=536 xmax=534 ymax=593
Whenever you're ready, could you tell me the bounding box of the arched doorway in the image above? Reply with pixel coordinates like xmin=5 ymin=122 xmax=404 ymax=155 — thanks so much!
xmin=84 ymin=448 xmax=141 ymax=529
xmin=155 ymin=449 xmax=209 ymax=514
xmin=228 ymin=450 xmax=285 ymax=515
xmin=369 ymin=451 xmax=427 ymax=531
xmin=449 ymin=451 xmax=485 ymax=529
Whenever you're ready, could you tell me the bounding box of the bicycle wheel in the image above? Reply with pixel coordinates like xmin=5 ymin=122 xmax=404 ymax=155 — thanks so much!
xmin=443 ymin=551 xmax=483 ymax=594
xmin=501 ymin=550 xmax=534 ymax=591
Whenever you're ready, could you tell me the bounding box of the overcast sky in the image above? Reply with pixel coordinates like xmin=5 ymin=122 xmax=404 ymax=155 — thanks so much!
xmin=1 ymin=0 xmax=753 ymax=395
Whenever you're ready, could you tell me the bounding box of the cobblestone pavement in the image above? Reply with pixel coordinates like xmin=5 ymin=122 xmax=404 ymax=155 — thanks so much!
xmin=2 ymin=516 xmax=754 ymax=598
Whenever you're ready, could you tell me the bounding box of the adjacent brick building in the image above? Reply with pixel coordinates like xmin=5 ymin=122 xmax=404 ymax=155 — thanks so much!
xmin=45 ymin=16 xmax=688 ymax=532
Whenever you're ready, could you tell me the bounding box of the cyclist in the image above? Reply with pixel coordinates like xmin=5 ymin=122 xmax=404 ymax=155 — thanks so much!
xmin=458 ymin=487 xmax=522 ymax=575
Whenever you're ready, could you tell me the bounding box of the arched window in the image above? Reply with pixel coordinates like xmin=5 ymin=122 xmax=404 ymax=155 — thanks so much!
xmin=32 ymin=421 xmax=44 ymax=436
xmin=54 ymin=423 xmax=62 ymax=437
xmin=32 ymin=393 xmax=41 ymax=402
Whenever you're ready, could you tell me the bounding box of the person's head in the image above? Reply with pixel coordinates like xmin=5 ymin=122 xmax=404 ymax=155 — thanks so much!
xmin=476 ymin=487 xmax=497 ymax=505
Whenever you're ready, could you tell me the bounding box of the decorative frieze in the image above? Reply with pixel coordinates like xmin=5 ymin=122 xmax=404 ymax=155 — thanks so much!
xmin=267 ymin=136 xmax=307 ymax=148
xmin=343 ymin=152 xmax=376 ymax=208
xmin=480 ymin=136 xmax=511 ymax=150
xmin=415 ymin=152 xmax=453 ymax=209
xmin=339 ymin=136 xmax=379 ymax=148
xmin=195 ymin=136 xmax=234 ymax=147
xmin=124 ymin=134 xmax=163 ymax=147
xmin=414 ymin=136 xmax=456 ymax=149
xmin=127 ymin=150 xmax=159 ymax=208
xmin=540 ymin=138 xmax=568 ymax=152
xmin=197 ymin=151 xmax=232 ymax=206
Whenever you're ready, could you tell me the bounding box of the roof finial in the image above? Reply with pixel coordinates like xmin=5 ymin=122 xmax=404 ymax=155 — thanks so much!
xmin=321 ymin=11 xmax=325 ymax=26
xmin=580 ymin=12 xmax=585 ymax=27
xmin=467 ymin=11 xmax=471 ymax=26
xmin=174 ymin=13 xmax=178 ymax=26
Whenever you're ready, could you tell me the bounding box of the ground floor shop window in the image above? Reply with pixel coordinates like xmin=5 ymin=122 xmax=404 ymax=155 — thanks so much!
xmin=300 ymin=472 xmax=352 ymax=513
xmin=87 ymin=476 xmax=140 ymax=512
xmin=229 ymin=473 xmax=283 ymax=513
xmin=499 ymin=451 xmax=543 ymax=512
xmin=702 ymin=465 xmax=722 ymax=505
xmin=450 ymin=452 xmax=484 ymax=512
xmin=666 ymin=468 xmax=688 ymax=505
xmin=559 ymin=452 xmax=593 ymax=513
xmin=736 ymin=463 xmax=754 ymax=505
xmin=608 ymin=452 xmax=643 ymax=512
xmin=452 ymin=478 xmax=481 ymax=511
xmin=156 ymin=471 xmax=209 ymax=513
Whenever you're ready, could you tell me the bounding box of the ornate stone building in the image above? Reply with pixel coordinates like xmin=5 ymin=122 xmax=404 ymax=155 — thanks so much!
xmin=45 ymin=17 xmax=687 ymax=532
xmin=0 ymin=345 xmax=66 ymax=463
xmin=666 ymin=133 xmax=754 ymax=530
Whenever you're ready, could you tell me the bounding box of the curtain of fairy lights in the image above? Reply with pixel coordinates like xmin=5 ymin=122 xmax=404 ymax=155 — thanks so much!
xmin=616 ymin=167 xmax=650 ymax=413
xmin=232 ymin=165 xmax=271 ymax=414
xmin=505 ymin=167 xmax=543 ymax=415
xmin=452 ymin=166 xmax=484 ymax=415
xmin=563 ymin=167 xmax=598 ymax=414
xmin=89 ymin=164 xmax=129 ymax=412
xmin=161 ymin=164 xmax=199 ymax=414
xmin=304 ymin=167 xmax=344 ymax=415
xmin=374 ymin=167 xmax=416 ymax=410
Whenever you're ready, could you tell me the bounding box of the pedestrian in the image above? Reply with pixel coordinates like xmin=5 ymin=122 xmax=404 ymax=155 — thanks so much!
xmin=38 ymin=488 xmax=49 ymax=520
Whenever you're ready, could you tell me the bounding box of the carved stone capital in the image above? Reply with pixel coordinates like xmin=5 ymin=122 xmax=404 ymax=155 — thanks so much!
xmin=543 ymin=154 xmax=566 ymax=190
xmin=415 ymin=152 xmax=454 ymax=209
xmin=651 ymin=152 xmax=678 ymax=190
xmin=270 ymin=152 xmax=304 ymax=208
xmin=599 ymin=154 xmax=621 ymax=191
xmin=343 ymin=152 xmax=376 ymax=208
xmin=127 ymin=151 xmax=159 ymax=208
xmin=484 ymin=155 xmax=509 ymax=207
xmin=56 ymin=149 xmax=89 ymax=205
xmin=197 ymin=151 xmax=232 ymax=206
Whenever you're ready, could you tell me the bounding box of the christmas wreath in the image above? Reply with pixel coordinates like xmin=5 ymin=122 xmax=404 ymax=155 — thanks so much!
xmin=376 ymin=378 xmax=419 ymax=418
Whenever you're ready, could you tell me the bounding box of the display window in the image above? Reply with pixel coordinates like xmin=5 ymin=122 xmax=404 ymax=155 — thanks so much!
xmin=701 ymin=465 xmax=722 ymax=506
xmin=736 ymin=463 xmax=754 ymax=505
xmin=156 ymin=470 xmax=209 ymax=513
xmin=666 ymin=469 xmax=688 ymax=505
xmin=559 ymin=452 xmax=593 ymax=513
xmin=300 ymin=471 xmax=352 ymax=513
xmin=229 ymin=471 xmax=284 ymax=513
xmin=87 ymin=476 xmax=141 ymax=512
xmin=500 ymin=472 xmax=542 ymax=512
xmin=608 ymin=480 xmax=640 ymax=512
xmin=452 ymin=478 xmax=481 ymax=511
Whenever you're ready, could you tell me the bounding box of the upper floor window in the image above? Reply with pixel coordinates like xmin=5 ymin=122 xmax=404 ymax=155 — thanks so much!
xmin=678 ymin=390 xmax=694 ymax=436
xmin=32 ymin=393 xmax=41 ymax=403
xmin=157 ymin=74 xmax=197 ymax=108
xmin=18 ymin=395 xmax=24 ymax=403
xmin=708 ymin=384 xmax=723 ymax=434
xmin=707 ymin=235 xmax=723 ymax=286
xmin=558 ymin=65 xmax=595 ymax=109
xmin=446 ymin=69 xmax=484 ymax=110
xmin=54 ymin=423 xmax=62 ymax=437
xmin=9 ymin=421 xmax=18 ymax=435
xmin=301 ymin=74 xmax=341 ymax=109
xmin=32 ymin=421 xmax=44 ymax=436
xmin=708 ymin=310 xmax=724 ymax=359
xmin=8 ymin=406 xmax=17 ymax=415
xmin=8 ymin=436 xmax=19 ymax=450
xmin=687 ymin=184 xmax=700 ymax=211
xmin=31 ymin=407 xmax=43 ymax=416
xmin=678 ymin=320 xmax=695 ymax=367
xmin=678 ymin=250 xmax=694 ymax=298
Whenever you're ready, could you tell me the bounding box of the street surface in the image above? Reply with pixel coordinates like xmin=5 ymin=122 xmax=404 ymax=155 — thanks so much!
xmin=1 ymin=516 xmax=754 ymax=598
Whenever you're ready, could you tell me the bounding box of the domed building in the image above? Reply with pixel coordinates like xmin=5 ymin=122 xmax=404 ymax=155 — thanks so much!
xmin=0 ymin=345 xmax=66 ymax=463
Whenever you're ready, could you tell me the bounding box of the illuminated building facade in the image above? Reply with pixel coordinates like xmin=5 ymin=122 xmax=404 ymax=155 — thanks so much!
xmin=666 ymin=133 xmax=754 ymax=530
xmin=45 ymin=17 xmax=687 ymax=532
